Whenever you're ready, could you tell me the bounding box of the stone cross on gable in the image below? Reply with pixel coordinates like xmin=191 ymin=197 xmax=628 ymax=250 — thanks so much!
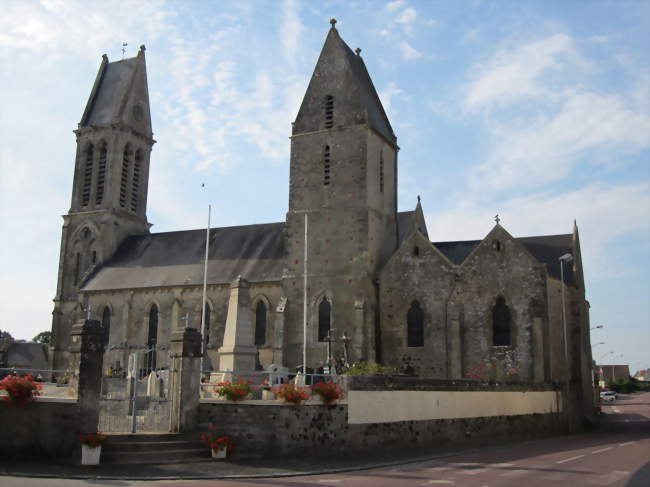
xmin=495 ymin=214 xmax=500 ymax=225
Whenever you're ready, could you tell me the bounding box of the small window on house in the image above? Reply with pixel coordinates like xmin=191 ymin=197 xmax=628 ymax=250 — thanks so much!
xmin=324 ymin=95 xmax=334 ymax=129
xmin=203 ymin=304 xmax=211 ymax=345
xmin=379 ymin=151 xmax=384 ymax=193
xmin=131 ymin=149 xmax=142 ymax=213
xmin=493 ymin=239 xmax=501 ymax=251
xmin=407 ymin=300 xmax=424 ymax=347
xmin=95 ymin=142 xmax=107 ymax=205
xmin=492 ymin=296 xmax=511 ymax=346
xmin=91 ymin=250 xmax=97 ymax=264
xmin=146 ymin=304 xmax=159 ymax=372
xmin=81 ymin=144 xmax=94 ymax=207
xmin=318 ymin=297 xmax=331 ymax=342
xmin=413 ymin=246 xmax=420 ymax=257
xmin=120 ymin=145 xmax=132 ymax=208
xmin=323 ymin=145 xmax=331 ymax=186
xmin=255 ymin=300 xmax=267 ymax=346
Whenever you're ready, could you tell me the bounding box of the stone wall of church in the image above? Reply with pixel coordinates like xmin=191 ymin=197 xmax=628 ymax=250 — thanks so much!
xmin=82 ymin=280 xmax=283 ymax=374
xmin=379 ymin=227 xmax=548 ymax=381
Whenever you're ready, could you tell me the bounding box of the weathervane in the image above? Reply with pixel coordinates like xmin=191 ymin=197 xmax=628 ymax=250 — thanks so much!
xmin=122 ymin=42 xmax=128 ymax=59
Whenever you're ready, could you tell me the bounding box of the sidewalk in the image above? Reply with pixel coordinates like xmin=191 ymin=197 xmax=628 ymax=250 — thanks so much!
xmin=0 ymin=444 xmax=471 ymax=481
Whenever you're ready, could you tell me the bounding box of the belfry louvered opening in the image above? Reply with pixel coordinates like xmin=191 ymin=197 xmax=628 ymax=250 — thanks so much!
xmin=323 ymin=145 xmax=331 ymax=186
xmin=324 ymin=95 xmax=334 ymax=128
xmin=95 ymin=142 xmax=107 ymax=205
xmin=81 ymin=144 xmax=94 ymax=207
xmin=131 ymin=149 xmax=142 ymax=213
xmin=120 ymin=145 xmax=132 ymax=208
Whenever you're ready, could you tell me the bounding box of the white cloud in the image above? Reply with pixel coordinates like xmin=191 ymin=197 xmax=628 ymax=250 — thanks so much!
xmin=397 ymin=7 xmax=417 ymax=25
xmin=399 ymin=40 xmax=422 ymax=60
xmin=281 ymin=0 xmax=304 ymax=67
xmin=464 ymin=34 xmax=579 ymax=110
xmin=385 ymin=0 xmax=406 ymax=11
xmin=378 ymin=82 xmax=403 ymax=114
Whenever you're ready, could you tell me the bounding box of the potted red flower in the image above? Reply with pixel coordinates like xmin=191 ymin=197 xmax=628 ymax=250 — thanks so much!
xmin=214 ymin=379 xmax=252 ymax=401
xmin=200 ymin=424 xmax=234 ymax=459
xmin=274 ymin=382 xmax=310 ymax=405
xmin=311 ymin=381 xmax=344 ymax=405
xmin=79 ymin=432 xmax=108 ymax=465
xmin=0 ymin=374 xmax=42 ymax=406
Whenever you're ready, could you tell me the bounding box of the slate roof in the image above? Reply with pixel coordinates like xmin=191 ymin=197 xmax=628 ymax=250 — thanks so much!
xmin=3 ymin=343 xmax=49 ymax=371
xmin=82 ymin=222 xmax=286 ymax=292
xmin=339 ymin=36 xmax=396 ymax=144
xmin=81 ymin=57 xmax=138 ymax=127
xmin=397 ymin=211 xmax=415 ymax=245
xmin=432 ymin=234 xmax=575 ymax=284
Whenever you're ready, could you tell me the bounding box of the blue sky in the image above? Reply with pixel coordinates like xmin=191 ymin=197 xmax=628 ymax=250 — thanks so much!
xmin=1 ymin=0 xmax=648 ymax=373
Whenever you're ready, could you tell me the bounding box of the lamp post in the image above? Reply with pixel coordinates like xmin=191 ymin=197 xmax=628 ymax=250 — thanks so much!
xmin=559 ymin=252 xmax=573 ymax=430
xmin=590 ymin=325 xmax=604 ymax=331
xmin=591 ymin=342 xmax=605 ymax=348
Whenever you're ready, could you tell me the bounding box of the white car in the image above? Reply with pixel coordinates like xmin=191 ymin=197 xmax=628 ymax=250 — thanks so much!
xmin=600 ymin=391 xmax=617 ymax=402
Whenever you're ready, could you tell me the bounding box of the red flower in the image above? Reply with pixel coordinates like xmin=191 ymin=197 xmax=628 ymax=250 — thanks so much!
xmin=274 ymin=383 xmax=309 ymax=405
xmin=79 ymin=432 xmax=108 ymax=447
xmin=200 ymin=424 xmax=234 ymax=453
xmin=0 ymin=374 xmax=42 ymax=407
xmin=311 ymin=381 xmax=344 ymax=405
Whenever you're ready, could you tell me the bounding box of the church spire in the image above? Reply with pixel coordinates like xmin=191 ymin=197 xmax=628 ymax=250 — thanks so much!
xmin=292 ymin=22 xmax=396 ymax=145
xmin=79 ymin=45 xmax=152 ymax=138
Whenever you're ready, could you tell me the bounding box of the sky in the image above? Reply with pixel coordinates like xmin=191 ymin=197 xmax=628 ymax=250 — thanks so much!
xmin=0 ymin=0 xmax=648 ymax=374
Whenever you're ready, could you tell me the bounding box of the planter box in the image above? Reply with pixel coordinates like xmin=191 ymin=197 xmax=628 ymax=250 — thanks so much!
xmin=81 ymin=444 xmax=101 ymax=465
xmin=211 ymin=447 xmax=227 ymax=459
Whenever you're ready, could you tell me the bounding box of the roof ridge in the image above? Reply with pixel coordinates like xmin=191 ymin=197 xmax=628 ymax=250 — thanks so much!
xmin=145 ymin=221 xmax=285 ymax=237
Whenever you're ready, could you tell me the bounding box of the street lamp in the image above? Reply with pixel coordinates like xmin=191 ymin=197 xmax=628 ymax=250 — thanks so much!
xmin=558 ymin=252 xmax=573 ymax=430
xmin=590 ymin=325 xmax=604 ymax=330
xmin=591 ymin=342 xmax=605 ymax=348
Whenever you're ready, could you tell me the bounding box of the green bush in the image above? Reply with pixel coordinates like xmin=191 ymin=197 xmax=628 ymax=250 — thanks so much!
xmin=344 ymin=361 xmax=397 ymax=376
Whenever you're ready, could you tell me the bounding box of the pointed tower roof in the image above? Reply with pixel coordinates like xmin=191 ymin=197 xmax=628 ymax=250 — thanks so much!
xmin=293 ymin=21 xmax=396 ymax=145
xmin=79 ymin=45 xmax=152 ymax=137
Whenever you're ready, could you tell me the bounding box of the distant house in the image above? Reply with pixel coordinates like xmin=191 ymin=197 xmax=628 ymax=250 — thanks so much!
xmin=597 ymin=364 xmax=630 ymax=386
xmin=1 ymin=343 xmax=49 ymax=374
xmin=634 ymin=369 xmax=650 ymax=381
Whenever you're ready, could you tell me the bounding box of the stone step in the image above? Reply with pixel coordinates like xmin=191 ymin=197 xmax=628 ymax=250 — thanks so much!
xmin=101 ymin=448 xmax=211 ymax=464
xmin=101 ymin=433 xmax=209 ymax=464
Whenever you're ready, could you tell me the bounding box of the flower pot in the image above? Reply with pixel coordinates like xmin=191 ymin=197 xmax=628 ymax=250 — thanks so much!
xmin=261 ymin=390 xmax=276 ymax=400
xmin=211 ymin=447 xmax=227 ymax=459
xmin=81 ymin=444 xmax=101 ymax=465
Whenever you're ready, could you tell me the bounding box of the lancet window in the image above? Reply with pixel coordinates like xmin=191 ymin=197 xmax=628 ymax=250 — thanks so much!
xmin=255 ymin=300 xmax=267 ymax=346
xmin=323 ymin=145 xmax=331 ymax=186
xmin=203 ymin=303 xmax=211 ymax=345
xmin=324 ymin=95 xmax=334 ymax=129
xmin=492 ymin=296 xmax=511 ymax=346
xmin=318 ymin=297 xmax=331 ymax=342
xmin=81 ymin=144 xmax=94 ymax=207
xmin=120 ymin=145 xmax=132 ymax=208
xmin=379 ymin=151 xmax=384 ymax=193
xmin=95 ymin=142 xmax=107 ymax=205
xmin=407 ymin=300 xmax=424 ymax=347
xmin=131 ymin=149 xmax=142 ymax=213
xmin=146 ymin=304 xmax=159 ymax=372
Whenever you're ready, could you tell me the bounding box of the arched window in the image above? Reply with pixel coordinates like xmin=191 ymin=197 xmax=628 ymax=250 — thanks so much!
xmin=95 ymin=142 xmax=107 ymax=205
xmin=131 ymin=149 xmax=142 ymax=213
xmin=323 ymin=145 xmax=331 ymax=186
xmin=324 ymin=95 xmax=334 ymax=128
xmin=203 ymin=303 xmax=211 ymax=345
xmin=146 ymin=304 xmax=158 ymax=371
xmin=379 ymin=151 xmax=384 ymax=193
xmin=255 ymin=300 xmax=267 ymax=346
xmin=492 ymin=296 xmax=511 ymax=346
xmin=101 ymin=306 xmax=111 ymax=343
xmin=407 ymin=300 xmax=424 ymax=347
xmin=81 ymin=144 xmax=94 ymax=207
xmin=318 ymin=297 xmax=331 ymax=342
xmin=120 ymin=145 xmax=132 ymax=208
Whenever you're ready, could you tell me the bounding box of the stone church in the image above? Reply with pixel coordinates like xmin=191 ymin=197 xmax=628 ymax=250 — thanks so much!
xmin=50 ymin=23 xmax=593 ymax=396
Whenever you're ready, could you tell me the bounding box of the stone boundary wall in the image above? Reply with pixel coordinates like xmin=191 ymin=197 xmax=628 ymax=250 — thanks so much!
xmin=343 ymin=375 xmax=558 ymax=392
xmin=0 ymin=399 xmax=80 ymax=459
xmin=197 ymin=401 xmax=560 ymax=457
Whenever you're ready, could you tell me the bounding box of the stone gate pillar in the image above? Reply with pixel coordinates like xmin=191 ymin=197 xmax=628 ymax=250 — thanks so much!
xmin=169 ymin=327 xmax=202 ymax=432
xmin=68 ymin=319 xmax=107 ymax=434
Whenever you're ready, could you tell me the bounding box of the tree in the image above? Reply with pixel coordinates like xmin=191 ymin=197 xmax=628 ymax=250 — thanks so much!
xmin=0 ymin=329 xmax=14 ymax=342
xmin=32 ymin=331 xmax=52 ymax=346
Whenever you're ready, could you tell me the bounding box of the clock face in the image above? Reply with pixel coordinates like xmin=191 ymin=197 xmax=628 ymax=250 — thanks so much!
xmin=132 ymin=104 xmax=144 ymax=122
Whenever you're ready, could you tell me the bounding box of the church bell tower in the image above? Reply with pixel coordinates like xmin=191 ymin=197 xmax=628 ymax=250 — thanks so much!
xmin=51 ymin=46 xmax=154 ymax=369
xmin=282 ymin=21 xmax=398 ymax=369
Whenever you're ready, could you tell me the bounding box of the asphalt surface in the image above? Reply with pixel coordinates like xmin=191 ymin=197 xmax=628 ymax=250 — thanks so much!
xmin=1 ymin=392 xmax=648 ymax=486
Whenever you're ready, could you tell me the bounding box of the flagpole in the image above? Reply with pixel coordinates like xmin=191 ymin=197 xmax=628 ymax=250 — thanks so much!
xmin=302 ymin=213 xmax=308 ymax=375
xmin=199 ymin=203 xmax=211 ymax=378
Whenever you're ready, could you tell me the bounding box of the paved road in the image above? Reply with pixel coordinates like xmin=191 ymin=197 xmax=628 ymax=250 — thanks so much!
xmin=3 ymin=392 xmax=649 ymax=487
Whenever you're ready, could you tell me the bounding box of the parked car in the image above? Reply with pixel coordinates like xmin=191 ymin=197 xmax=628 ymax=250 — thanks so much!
xmin=600 ymin=391 xmax=617 ymax=402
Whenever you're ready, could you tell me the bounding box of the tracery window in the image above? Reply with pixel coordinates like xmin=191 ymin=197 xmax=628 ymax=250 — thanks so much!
xmin=324 ymin=95 xmax=334 ymax=129
xmin=318 ymin=297 xmax=331 ymax=342
xmin=120 ymin=145 xmax=132 ymax=208
xmin=131 ymin=149 xmax=142 ymax=213
xmin=407 ymin=300 xmax=424 ymax=347
xmin=81 ymin=144 xmax=94 ymax=207
xmin=95 ymin=142 xmax=107 ymax=205
xmin=255 ymin=300 xmax=267 ymax=346
xmin=492 ymin=296 xmax=511 ymax=346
